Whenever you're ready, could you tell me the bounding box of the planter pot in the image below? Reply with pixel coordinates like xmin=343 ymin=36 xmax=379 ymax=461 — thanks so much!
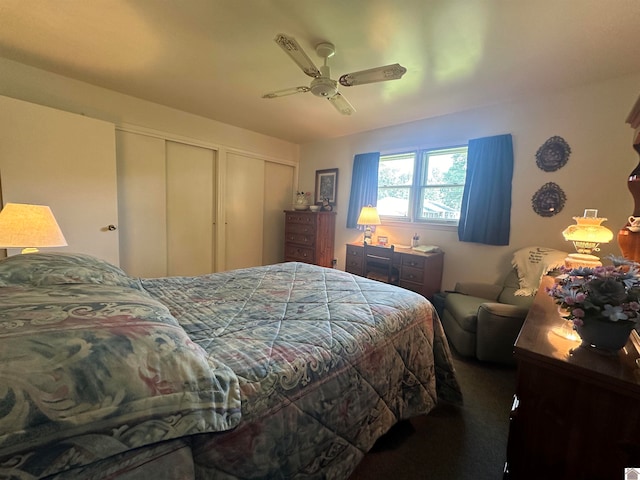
xmin=575 ymin=319 xmax=635 ymax=353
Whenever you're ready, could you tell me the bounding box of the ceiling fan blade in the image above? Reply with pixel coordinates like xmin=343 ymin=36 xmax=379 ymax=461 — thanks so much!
xmin=339 ymin=63 xmax=407 ymax=87
xmin=262 ymin=86 xmax=311 ymax=99
xmin=327 ymin=92 xmax=355 ymax=115
xmin=274 ymin=34 xmax=321 ymax=78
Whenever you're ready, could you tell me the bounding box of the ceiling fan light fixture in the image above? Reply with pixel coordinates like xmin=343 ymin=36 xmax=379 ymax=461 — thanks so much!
xmin=310 ymin=77 xmax=338 ymax=98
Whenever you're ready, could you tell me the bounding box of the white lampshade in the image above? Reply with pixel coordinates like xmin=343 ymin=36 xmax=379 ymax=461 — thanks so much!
xmin=0 ymin=203 xmax=67 ymax=254
xmin=356 ymin=206 xmax=381 ymax=226
xmin=356 ymin=205 xmax=381 ymax=245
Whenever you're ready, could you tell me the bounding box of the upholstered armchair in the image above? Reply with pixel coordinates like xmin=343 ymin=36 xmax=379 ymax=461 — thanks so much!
xmin=440 ymin=247 xmax=567 ymax=364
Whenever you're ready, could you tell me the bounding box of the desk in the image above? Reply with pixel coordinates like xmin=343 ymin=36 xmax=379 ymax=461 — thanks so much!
xmin=505 ymin=276 xmax=640 ymax=479
xmin=345 ymin=243 xmax=444 ymax=299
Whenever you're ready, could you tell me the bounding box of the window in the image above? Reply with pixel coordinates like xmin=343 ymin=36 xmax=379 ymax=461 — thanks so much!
xmin=377 ymin=146 xmax=467 ymax=223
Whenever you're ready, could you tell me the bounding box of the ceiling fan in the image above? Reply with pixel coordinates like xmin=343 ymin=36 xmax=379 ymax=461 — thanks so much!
xmin=262 ymin=33 xmax=407 ymax=115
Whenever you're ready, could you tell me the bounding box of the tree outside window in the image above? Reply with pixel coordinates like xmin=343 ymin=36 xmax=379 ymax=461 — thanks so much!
xmin=377 ymin=146 xmax=467 ymax=223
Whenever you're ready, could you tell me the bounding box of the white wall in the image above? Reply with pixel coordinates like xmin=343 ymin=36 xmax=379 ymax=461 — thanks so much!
xmin=299 ymin=74 xmax=640 ymax=290
xmin=0 ymin=57 xmax=299 ymax=165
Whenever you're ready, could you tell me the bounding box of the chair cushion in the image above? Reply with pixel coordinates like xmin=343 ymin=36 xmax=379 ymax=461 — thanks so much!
xmin=443 ymin=293 xmax=489 ymax=333
xmin=498 ymin=286 xmax=536 ymax=309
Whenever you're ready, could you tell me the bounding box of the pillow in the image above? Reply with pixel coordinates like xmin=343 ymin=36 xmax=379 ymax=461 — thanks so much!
xmin=0 ymin=252 xmax=140 ymax=289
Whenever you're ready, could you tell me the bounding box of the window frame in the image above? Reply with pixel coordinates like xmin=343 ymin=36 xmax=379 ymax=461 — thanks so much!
xmin=377 ymin=145 xmax=468 ymax=226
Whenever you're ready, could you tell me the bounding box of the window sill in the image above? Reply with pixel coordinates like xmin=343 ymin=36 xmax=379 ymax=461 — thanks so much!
xmin=381 ymin=218 xmax=458 ymax=232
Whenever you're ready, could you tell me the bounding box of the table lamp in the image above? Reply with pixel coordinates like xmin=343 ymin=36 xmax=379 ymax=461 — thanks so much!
xmin=562 ymin=208 xmax=613 ymax=268
xmin=0 ymin=203 xmax=68 ymax=254
xmin=356 ymin=205 xmax=381 ymax=245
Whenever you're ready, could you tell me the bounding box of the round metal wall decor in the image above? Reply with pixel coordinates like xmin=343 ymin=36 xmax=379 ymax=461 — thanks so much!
xmin=535 ymin=136 xmax=571 ymax=172
xmin=531 ymin=182 xmax=566 ymax=217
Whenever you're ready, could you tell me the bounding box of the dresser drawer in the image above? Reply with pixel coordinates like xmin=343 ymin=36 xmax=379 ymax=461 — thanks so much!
xmin=286 ymin=222 xmax=317 ymax=236
xmin=285 ymin=232 xmax=315 ymax=246
xmin=346 ymin=244 xmax=364 ymax=260
xmin=285 ymin=212 xmax=315 ymax=225
xmin=284 ymin=245 xmax=315 ymax=263
xmin=400 ymin=265 xmax=424 ymax=284
xmin=401 ymin=255 xmax=425 ymax=270
xmin=345 ymin=244 xmax=364 ymax=275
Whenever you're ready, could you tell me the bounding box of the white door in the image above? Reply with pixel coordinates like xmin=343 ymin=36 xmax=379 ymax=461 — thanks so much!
xmin=0 ymin=95 xmax=119 ymax=264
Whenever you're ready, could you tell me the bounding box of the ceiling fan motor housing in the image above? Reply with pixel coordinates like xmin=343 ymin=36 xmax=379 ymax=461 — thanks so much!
xmin=310 ymin=77 xmax=338 ymax=97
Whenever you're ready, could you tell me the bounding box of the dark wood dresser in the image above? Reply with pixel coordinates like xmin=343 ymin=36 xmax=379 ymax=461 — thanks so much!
xmin=345 ymin=242 xmax=444 ymax=299
xmin=505 ymin=276 xmax=640 ymax=479
xmin=283 ymin=210 xmax=336 ymax=268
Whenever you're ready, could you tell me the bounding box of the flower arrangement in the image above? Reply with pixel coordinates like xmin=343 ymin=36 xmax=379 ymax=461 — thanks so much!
xmin=546 ymin=257 xmax=640 ymax=327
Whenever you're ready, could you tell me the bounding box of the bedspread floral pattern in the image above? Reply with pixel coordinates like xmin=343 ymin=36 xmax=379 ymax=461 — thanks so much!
xmin=142 ymin=262 xmax=462 ymax=479
xmin=0 ymin=255 xmax=460 ymax=480
xmin=0 ymin=257 xmax=241 ymax=479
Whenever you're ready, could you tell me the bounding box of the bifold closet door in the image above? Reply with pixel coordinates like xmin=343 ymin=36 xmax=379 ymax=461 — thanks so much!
xmin=116 ymin=131 xmax=167 ymax=277
xmin=166 ymin=141 xmax=216 ymax=276
xmin=225 ymin=152 xmax=264 ymax=270
xmin=263 ymin=161 xmax=295 ymax=265
xmin=116 ymin=132 xmax=216 ymax=277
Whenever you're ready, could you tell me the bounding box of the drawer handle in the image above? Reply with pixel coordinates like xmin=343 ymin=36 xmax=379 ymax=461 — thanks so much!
xmin=407 ymin=274 xmax=416 ymax=279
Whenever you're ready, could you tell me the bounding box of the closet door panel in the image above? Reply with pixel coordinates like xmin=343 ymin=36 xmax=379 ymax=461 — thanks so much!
xmin=225 ymin=152 xmax=264 ymax=270
xmin=263 ymin=162 xmax=294 ymax=265
xmin=116 ymin=131 xmax=167 ymax=277
xmin=166 ymin=141 xmax=216 ymax=276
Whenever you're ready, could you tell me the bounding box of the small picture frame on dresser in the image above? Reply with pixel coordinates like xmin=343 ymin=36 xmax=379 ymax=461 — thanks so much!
xmin=377 ymin=236 xmax=388 ymax=246
xmin=315 ymin=168 xmax=338 ymax=205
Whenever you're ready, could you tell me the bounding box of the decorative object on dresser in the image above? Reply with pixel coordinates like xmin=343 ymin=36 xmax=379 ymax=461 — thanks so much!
xmin=561 ymin=208 xmax=613 ymax=268
xmin=284 ymin=210 xmax=336 ymax=268
xmin=618 ymin=94 xmax=640 ymax=263
xmin=356 ymin=205 xmax=381 ymax=244
xmin=294 ymin=191 xmax=311 ymax=210
xmin=505 ymin=276 xmax=640 ymax=479
xmin=315 ymin=168 xmax=338 ymax=205
xmin=0 ymin=203 xmax=67 ymax=254
xmin=345 ymin=242 xmax=443 ymax=299
xmin=546 ymin=258 xmax=640 ymax=353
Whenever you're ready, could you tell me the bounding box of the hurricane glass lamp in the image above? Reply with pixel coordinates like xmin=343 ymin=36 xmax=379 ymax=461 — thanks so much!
xmin=356 ymin=205 xmax=381 ymax=245
xmin=0 ymin=203 xmax=68 ymax=254
xmin=562 ymin=209 xmax=613 ymax=268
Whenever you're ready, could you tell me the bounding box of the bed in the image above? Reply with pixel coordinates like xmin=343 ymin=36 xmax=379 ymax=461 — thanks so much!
xmin=0 ymin=253 xmax=462 ymax=479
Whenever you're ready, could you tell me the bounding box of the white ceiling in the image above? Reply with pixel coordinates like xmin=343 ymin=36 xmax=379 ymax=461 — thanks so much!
xmin=1 ymin=0 xmax=640 ymax=144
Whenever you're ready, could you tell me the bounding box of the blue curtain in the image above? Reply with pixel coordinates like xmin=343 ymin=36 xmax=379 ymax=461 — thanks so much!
xmin=458 ymin=134 xmax=513 ymax=245
xmin=346 ymin=152 xmax=380 ymax=228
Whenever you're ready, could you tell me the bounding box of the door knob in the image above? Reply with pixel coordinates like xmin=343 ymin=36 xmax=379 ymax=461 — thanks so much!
xmin=107 ymin=224 xmax=117 ymax=231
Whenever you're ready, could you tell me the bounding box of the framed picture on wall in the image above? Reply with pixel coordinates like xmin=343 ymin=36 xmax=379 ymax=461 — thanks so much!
xmin=315 ymin=168 xmax=338 ymax=205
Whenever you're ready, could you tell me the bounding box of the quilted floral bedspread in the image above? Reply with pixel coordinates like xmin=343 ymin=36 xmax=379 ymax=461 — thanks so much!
xmin=142 ymin=262 xmax=462 ymax=479
xmin=0 ymin=253 xmax=241 ymax=479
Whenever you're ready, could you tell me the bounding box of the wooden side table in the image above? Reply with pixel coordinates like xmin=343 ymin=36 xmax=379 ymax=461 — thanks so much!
xmin=505 ymin=276 xmax=640 ymax=479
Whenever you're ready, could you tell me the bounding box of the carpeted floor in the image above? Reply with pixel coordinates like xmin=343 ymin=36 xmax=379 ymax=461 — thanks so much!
xmin=349 ymin=352 xmax=517 ymax=480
